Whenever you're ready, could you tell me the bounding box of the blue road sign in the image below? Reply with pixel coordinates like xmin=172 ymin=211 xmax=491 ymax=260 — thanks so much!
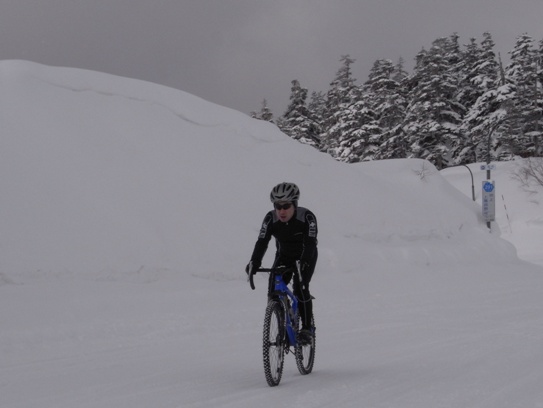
xmin=483 ymin=181 xmax=494 ymax=192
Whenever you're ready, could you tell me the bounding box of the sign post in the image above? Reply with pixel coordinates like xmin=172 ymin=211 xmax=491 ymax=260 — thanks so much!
xmin=481 ymin=180 xmax=495 ymax=229
xmin=480 ymin=164 xmax=496 ymax=230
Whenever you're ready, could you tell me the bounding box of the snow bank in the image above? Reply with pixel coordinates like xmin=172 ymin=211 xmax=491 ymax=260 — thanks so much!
xmin=0 ymin=60 xmax=527 ymax=280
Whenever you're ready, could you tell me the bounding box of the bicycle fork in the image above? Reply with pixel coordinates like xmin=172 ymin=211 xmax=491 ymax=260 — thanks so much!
xmin=280 ymin=296 xmax=299 ymax=348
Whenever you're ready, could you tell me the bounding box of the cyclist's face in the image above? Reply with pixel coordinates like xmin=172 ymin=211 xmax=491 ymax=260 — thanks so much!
xmin=274 ymin=202 xmax=295 ymax=223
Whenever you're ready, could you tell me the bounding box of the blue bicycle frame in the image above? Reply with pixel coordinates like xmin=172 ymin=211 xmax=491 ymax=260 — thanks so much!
xmin=270 ymin=272 xmax=299 ymax=347
xmin=249 ymin=264 xmax=302 ymax=347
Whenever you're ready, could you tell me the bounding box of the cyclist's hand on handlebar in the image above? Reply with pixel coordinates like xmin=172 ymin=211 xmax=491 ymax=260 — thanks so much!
xmin=245 ymin=261 xmax=261 ymax=275
xmin=247 ymin=261 xmax=261 ymax=290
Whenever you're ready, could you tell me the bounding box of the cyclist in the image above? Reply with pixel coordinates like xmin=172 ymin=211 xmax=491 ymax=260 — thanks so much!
xmin=246 ymin=182 xmax=318 ymax=341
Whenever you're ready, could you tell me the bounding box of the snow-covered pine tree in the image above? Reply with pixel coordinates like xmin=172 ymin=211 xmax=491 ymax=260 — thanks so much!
xmin=322 ymin=56 xmax=380 ymax=162
xmin=250 ymin=99 xmax=274 ymax=122
xmin=381 ymin=58 xmax=411 ymax=160
xmin=402 ymin=37 xmax=463 ymax=169
xmin=503 ymin=33 xmax=541 ymax=158
xmin=441 ymin=33 xmax=472 ymax=163
xmin=364 ymin=58 xmax=408 ymax=160
xmin=456 ymin=38 xmax=484 ymax=113
xmin=307 ymin=91 xmax=326 ymax=132
xmin=278 ymin=80 xmax=320 ymax=148
xmin=477 ymin=32 xmax=500 ymax=92
xmin=392 ymin=57 xmax=409 ymax=84
xmin=334 ymin=90 xmax=380 ymax=163
xmin=321 ymin=55 xmax=358 ymax=158
xmin=457 ymin=32 xmax=502 ymax=164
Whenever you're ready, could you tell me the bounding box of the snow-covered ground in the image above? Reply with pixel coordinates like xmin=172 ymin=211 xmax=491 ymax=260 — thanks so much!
xmin=1 ymin=61 xmax=543 ymax=408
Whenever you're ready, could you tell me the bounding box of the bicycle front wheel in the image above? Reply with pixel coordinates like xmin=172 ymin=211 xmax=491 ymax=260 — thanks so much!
xmin=262 ymin=300 xmax=285 ymax=386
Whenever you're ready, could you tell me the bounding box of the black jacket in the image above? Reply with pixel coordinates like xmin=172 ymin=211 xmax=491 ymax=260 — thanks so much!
xmin=250 ymin=207 xmax=318 ymax=268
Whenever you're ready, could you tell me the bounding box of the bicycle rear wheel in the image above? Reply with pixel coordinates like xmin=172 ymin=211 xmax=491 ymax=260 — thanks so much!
xmin=262 ymin=300 xmax=286 ymax=386
xmin=295 ymin=314 xmax=315 ymax=375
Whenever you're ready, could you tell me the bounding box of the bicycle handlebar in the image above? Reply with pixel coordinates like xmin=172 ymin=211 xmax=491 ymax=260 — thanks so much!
xmin=248 ymin=262 xmax=301 ymax=290
xmin=248 ymin=267 xmax=269 ymax=290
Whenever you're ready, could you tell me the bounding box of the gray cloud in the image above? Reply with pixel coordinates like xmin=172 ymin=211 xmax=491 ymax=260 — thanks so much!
xmin=2 ymin=0 xmax=543 ymax=115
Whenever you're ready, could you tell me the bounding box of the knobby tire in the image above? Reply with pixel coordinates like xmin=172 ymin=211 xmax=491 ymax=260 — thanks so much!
xmin=262 ymin=300 xmax=285 ymax=386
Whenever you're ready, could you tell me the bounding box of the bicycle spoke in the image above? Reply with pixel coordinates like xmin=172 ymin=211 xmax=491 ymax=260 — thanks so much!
xmin=262 ymin=301 xmax=285 ymax=386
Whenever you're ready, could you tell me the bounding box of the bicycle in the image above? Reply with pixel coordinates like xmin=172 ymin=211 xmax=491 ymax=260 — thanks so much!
xmin=248 ymin=262 xmax=316 ymax=386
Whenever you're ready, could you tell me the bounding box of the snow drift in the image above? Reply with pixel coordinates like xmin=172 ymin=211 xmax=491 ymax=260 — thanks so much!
xmin=0 ymin=60 xmax=521 ymax=279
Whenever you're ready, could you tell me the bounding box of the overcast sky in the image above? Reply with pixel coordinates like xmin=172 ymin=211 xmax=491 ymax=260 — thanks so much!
xmin=2 ymin=0 xmax=543 ymax=115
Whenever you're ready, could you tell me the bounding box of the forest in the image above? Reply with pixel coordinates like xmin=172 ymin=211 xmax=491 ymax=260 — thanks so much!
xmin=251 ymin=32 xmax=543 ymax=169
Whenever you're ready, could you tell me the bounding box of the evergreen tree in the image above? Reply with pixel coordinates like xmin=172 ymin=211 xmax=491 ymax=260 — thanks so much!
xmin=321 ymin=55 xmax=360 ymax=157
xmin=381 ymin=58 xmax=411 ymax=159
xmin=456 ymin=38 xmax=483 ymax=109
xmin=364 ymin=58 xmax=408 ymax=160
xmin=479 ymin=32 xmax=500 ymax=91
xmin=460 ymin=84 xmax=512 ymax=163
xmin=250 ymin=99 xmax=274 ymax=122
xmin=308 ymin=91 xmax=326 ymax=125
xmin=307 ymin=91 xmax=327 ymax=145
xmin=503 ymin=34 xmax=541 ymax=157
xmin=402 ymin=37 xmax=463 ymax=169
xmin=279 ymin=80 xmax=320 ymax=148
xmin=364 ymin=59 xmax=396 ymax=131
xmin=458 ymin=32 xmax=501 ymax=164
xmin=392 ymin=57 xmax=409 ymax=84
xmin=334 ymin=90 xmax=380 ymax=162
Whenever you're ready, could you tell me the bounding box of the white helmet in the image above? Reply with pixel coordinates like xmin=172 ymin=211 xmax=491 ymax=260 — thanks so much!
xmin=270 ymin=182 xmax=300 ymax=204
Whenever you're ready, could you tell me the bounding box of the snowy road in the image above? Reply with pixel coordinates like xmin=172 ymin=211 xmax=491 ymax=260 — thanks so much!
xmin=3 ymin=261 xmax=543 ymax=408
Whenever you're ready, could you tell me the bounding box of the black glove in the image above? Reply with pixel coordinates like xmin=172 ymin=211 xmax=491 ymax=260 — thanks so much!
xmin=245 ymin=261 xmax=260 ymax=275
